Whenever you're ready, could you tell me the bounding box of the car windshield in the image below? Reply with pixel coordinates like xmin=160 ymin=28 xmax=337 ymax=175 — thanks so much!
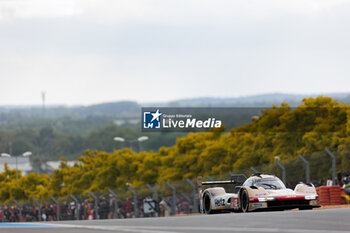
xmin=253 ymin=178 xmax=286 ymax=190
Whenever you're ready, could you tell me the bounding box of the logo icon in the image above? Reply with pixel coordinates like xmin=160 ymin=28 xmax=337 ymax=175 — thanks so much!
xmin=143 ymin=109 xmax=162 ymax=129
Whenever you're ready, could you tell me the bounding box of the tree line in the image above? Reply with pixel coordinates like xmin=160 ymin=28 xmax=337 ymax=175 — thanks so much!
xmin=0 ymin=96 xmax=349 ymax=202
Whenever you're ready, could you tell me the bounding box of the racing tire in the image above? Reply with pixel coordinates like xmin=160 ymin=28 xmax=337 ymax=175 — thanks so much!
xmin=203 ymin=193 xmax=214 ymax=214
xmin=240 ymin=189 xmax=249 ymax=213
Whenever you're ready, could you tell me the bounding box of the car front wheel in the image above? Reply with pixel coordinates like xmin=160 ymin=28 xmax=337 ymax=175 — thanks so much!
xmin=240 ymin=189 xmax=249 ymax=212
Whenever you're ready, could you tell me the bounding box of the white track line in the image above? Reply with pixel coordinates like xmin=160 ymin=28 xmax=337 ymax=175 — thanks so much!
xmin=55 ymin=224 xmax=350 ymax=233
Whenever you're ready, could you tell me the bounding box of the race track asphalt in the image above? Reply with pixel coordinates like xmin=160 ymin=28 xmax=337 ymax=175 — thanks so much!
xmin=1 ymin=207 xmax=349 ymax=233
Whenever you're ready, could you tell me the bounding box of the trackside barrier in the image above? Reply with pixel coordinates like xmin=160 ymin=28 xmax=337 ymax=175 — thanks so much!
xmin=316 ymin=186 xmax=346 ymax=205
xmin=32 ymin=198 xmax=41 ymax=221
xmin=108 ymin=189 xmax=118 ymax=219
xmin=51 ymin=196 xmax=60 ymax=221
xmin=88 ymin=191 xmax=99 ymax=220
xmin=166 ymin=181 xmax=176 ymax=215
xmin=127 ymin=187 xmax=138 ymax=218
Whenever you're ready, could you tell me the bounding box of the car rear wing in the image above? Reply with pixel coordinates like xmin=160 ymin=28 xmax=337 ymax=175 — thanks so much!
xmin=197 ymin=174 xmax=247 ymax=192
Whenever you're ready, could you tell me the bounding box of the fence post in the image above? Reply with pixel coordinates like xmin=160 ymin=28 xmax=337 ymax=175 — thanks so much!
xmin=32 ymin=198 xmax=41 ymax=221
xmin=69 ymin=194 xmax=80 ymax=220
xmin=51 ymin=196 xmax=60 ymax=221
xmin=146 ymin=184 xmax=159 ymax=216
xmin=299 ymin=155 xmax=310 ymax=183
xmin=146 ymin=184 xmax=158 ymax=202
xmin=325 ymin=148 xmax=336 ymax=185
xmin=13 ymin=200 xmax=22 ymax=222
xmin=88 ymin=191 xmax=99 ymax=220
xmin=153 ymin=183 xmax=159 ymax=215
xmin=197 ymin=176 xmax=203 ymax=213
xmin=166 ymin=181 xmax=177 ymax=215
xmin=250 ymin=166 xmax=259 ymax=174
xmin=127 ymin=187 xmax=138 ymax=218
xmin=275 ymin=160 xmax=286 ymax=185
xmin=108 ymin=189 xmax=119 ymax=219
xmin=186 ymin=178 xmax=198 ymax=213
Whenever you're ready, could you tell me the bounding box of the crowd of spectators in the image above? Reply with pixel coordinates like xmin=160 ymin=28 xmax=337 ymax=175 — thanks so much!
xmin=1 ymin=176 xmax=349 ymax=223
xmin=337 ymin=171 xmax=350 ymax=187
xmin=0 ymin=194 xmax=194 ymax=222
xmin=308 ymin=171 xmax=350 ymax=188
xmin=6 ymin=172 xmax=349 ymax=223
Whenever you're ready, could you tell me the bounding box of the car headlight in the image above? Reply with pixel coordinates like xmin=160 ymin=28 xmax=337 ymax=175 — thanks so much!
xmin=305 ymin=195 xmax=317 ymax=200
xmin=258 ymin=197 xmax=276 ymax=202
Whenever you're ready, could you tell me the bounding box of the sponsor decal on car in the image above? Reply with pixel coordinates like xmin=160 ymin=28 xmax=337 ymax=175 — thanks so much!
xmin=215 ymin=198 xmax=225 ymax=207
xmin=255 ymin=193 xmax=268 ymax=196
xmin=310 ymin=200 xmax=318 ymax=205
xmin=230 ymin=198 xmax=239 ymax=208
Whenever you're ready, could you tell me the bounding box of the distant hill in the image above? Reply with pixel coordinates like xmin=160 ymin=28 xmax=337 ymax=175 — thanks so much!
xmin=1 ymin=93 xmax=350 ymax=119
xmin=0 ymin=101 xmax=140 ymax=119
xmin=164 ymin=93 xmax=350 ymax=107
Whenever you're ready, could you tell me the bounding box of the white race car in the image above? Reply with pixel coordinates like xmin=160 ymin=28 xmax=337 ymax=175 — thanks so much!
xmin=198 ymin=173 xmax=320 ymax=214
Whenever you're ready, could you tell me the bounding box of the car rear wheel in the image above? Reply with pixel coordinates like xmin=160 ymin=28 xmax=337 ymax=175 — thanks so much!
xmin=241 ymin=189 xmax=249 ymax=212
xmin=203 ymin=193 xmax=213 ymax=214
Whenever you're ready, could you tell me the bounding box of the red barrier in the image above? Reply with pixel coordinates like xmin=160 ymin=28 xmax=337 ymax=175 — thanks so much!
xmin=316 ymin=186 xmax=346 ymax=206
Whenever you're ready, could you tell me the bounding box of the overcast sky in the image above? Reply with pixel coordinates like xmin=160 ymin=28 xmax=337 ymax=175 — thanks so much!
xmin=0 ymin=0 xmax=349 ymax=105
